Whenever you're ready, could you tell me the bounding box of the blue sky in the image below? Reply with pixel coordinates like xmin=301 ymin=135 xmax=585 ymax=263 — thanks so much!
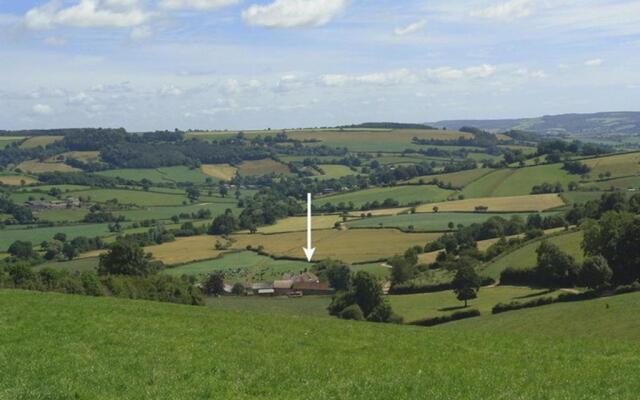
xmin=0 ymin=0 xmax=639 ymax=131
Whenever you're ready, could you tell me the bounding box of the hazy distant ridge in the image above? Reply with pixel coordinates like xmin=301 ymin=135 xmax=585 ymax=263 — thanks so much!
xmin=430 ymin=111 xmax=640 ymax=136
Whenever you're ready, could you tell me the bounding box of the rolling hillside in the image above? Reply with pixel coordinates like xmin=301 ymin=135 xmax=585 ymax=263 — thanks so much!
xmin=2 ymin=290 xmax=640 ymax=399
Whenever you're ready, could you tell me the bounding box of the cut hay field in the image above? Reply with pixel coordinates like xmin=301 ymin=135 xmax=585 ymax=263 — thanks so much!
xmin=2 ymin=290 xmax=639 ymax=399
xmin=17 ymin=160 xmax=80 ymax=174
xmin=481 ymin=230 xmax=585 ymax=280
xmin=55 ymin=151 xmax=101 ymax=163
xmin=462 ymin=164 xmax=575 ymax=198
xmin=237 ymin=159 xmax=290 ymax=176
xmin=414 ymin=193 xmax=564 ymax=213
xmin=347 ymin=211 xmax=556 ymax=232
xmin=97 ymin=166 xmax=210 ymax=184
xmin=245 ymin=215 xmax=340 ymax=234
xmin=145 ymin=236 xmax=224 ymax=265
xmin=408 ymin=168 xmax=493 ymax=187
xmin=0 ymin=224 xmax=111 ymax=251
xmin=0 ymin=175 xmax=38 ymax=186
xmin=231 ymin=229 xmax=441 ymax=263
xmin=389 ymin=286 xmax=561 ymax=323
xmin=320 ymin=185 xmax=454 ymax=208
xmin=163 ymin=251 xmax=311 ymax=282
xmin=583 ymin=151 xmax=640 ymax=178
xmin=19 ymin=135 xmax=63 ymax=149
xmin=580 ymin=176 xmax=640 ymax=191
xmin=200 ymin=164 xmax=238 ymax=181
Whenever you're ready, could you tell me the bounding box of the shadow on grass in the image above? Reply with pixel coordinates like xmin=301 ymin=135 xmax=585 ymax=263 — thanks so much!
xmin=513 ymin=289 xmax=555 ymax=300
xmin=438 ymin=305 xmax=467 ymax=312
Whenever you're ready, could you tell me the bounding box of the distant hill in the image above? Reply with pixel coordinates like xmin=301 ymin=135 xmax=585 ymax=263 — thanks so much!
xmin=340 ymin=122 xmax=437 ymax=130
xmin=430 ymin=112 xmax=640 ymax=136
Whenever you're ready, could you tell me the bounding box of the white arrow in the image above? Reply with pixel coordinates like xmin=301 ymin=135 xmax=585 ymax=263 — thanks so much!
xmin=302 ymin=192 xmax=316 ymax=262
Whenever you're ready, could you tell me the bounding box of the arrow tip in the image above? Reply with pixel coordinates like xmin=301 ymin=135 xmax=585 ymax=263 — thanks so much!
xmin=303 ymin=247 xmax=316 ymax=262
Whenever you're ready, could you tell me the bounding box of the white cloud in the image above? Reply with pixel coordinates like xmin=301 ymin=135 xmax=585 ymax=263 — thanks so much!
xmin=426 ymin=64 xmax=497 ymax=81
xmin=158 ymin=0 xmax=239 ymax=11
xmin=585 ymin=58 xmax=604 ymax=67
xmin=159 ymin=85 xmax=184 ymax=96
xmin=394 ymin=19 xmax=427 ymax=36
xmin=471 ymin=0 xmax=534 ymax=21
xmin=43 ymin=36 xmax=67 ymax=46
xmin=321 ymin=69 xmax=418 ymax=87
xmin=130 ymin=25 xmax=152 ymax=40
xmin=242 ymin=0 xmax=346 ymax=28
xmin=33 ymin=104 xmax=54 ymax=115
xmin=25 ymin=0 xmax=150 ymax=30
xmin=67 ymin=92 xmax=95 ymax=104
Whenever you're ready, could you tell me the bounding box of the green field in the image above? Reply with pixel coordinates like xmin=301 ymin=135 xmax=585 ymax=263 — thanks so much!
xmin=319 ymin=185 xmax=454 ymax=208
xmin=163 ymin=251 xmax=312 ymax=282
xmin=0 ymin=136 xmax=25 ymax=148
xmin=408 ymin=168 xmax=494 ymax=187
xmin=115 ymin=201 xmax=239 ymax=221
xmin=2 ymin=290 xmax=639 ymax=399
xmin=451 ymin=290 xmax=640 ymax=340
xmin=317 ymin=165 xmax=358 ymax=180
xmin=0 ymin=224 xmax=111 ymax=251
xmin=463 ymin=163 xmax=575 ymax=198
xmin=68 ymin=188 xmax=190 ymax=206
xmin=482 ymin=230 xmax=585 ymax=280
xmin=35 ymin=208 xmax=88 ymax=223
xmin=193 ymin=128 xmax=476 ymax=152
xmin=207 ymin=295 xmax=332 ymax=318
xmin=347 ymin=211 xmax=556 ymax=232
xmin=97 ymin=166 xmax=210 ymax=184
xmin=389 ymin=286 xmax=561 ymax=322
xmin=33 ymin=257 xmax=99 ymax=273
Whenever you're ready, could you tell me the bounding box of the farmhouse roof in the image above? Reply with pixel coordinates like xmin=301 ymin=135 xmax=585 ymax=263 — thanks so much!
xmin=273 ymin=280 xmax=293 ymax=289
xmin=292 ymin=271 xmax=319 ymax=284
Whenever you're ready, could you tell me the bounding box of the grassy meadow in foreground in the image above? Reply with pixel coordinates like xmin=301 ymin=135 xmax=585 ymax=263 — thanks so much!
xmin=1 ymin=290 xmax=639 ymax=399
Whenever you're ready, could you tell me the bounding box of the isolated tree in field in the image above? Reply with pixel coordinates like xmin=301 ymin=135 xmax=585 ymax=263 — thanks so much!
xmin=433 ymin=206 xmax=439 ymax=213
xmin=98 ymin=241 xmax=154 ymax=276
xmin=208 ymin=209 xmax=238 ymax=235
xmin=186 ymin=187 xmax=200 ymax=202
xmin=389 ymin=255 xmax=415 ymax=285
xmin=8 ymin=241 xmax=36 ymax=260
xmin=203 ymin=272 xmax=225 ymax=296
xmin=351 ymin=271 xmax=384 ymax=317
xmin=62 ymin=242 xmax=78 ymax=261
xmin=452 ymin=266 xmax=481 ymax=307
xmin=579 ymin=256 xmax=613 ymax=290
xmin=219 ymin=186 xmax=229 ymax=198
xmin=535 ymin=241 xmax=579 ymax=288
